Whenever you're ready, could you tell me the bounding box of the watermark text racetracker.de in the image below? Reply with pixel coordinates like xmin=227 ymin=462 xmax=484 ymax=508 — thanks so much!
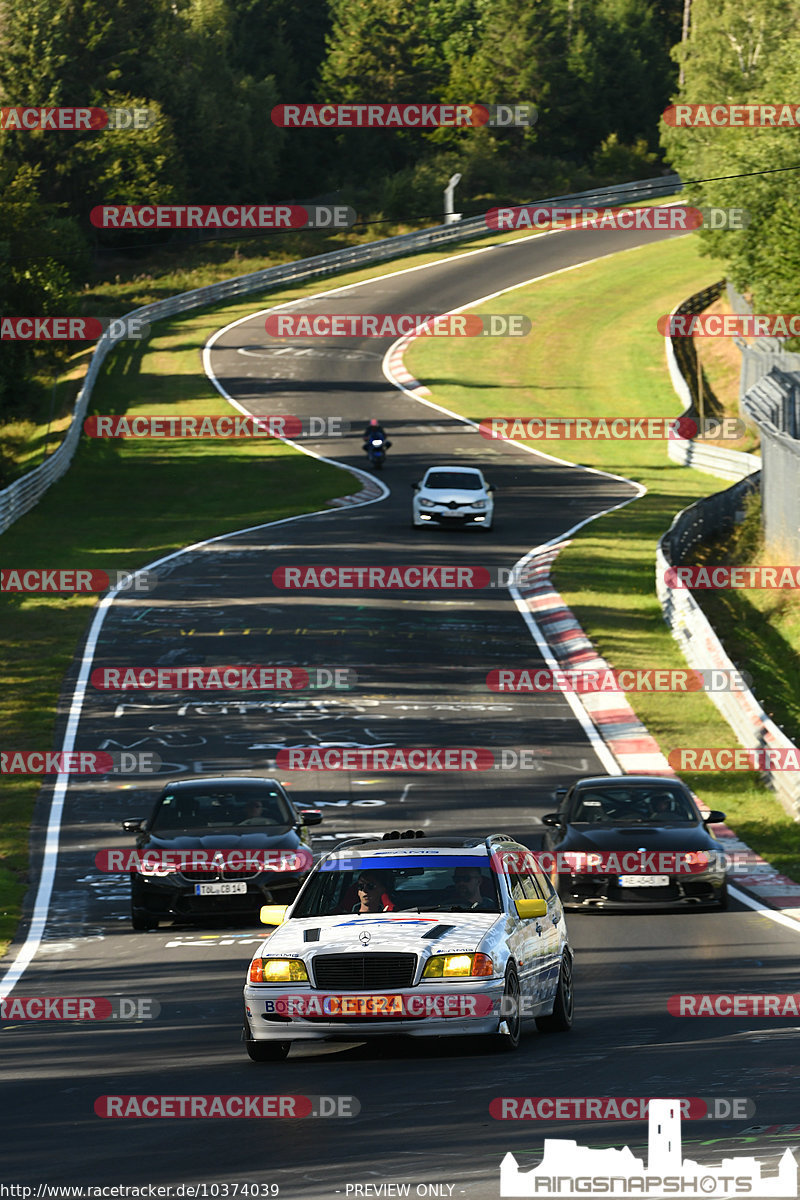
xmin=665 ymin=565 xmax=800 ymax=589
xmin=264 ymin=314 xmax=530 ymax=337
xmin=89 ymin=667 xmax=356 ymax=691
xmin=0 ymin=106 xmax=155 ymax=130
xmin=663 ymin=103 xmax=800 ymax=126
xmin=479 ymin=416 xmax=746 ymax=441
xmin=94 ymin=848 xmax=313 ymax=874
xmin=94 ymin=1095 xmax=359 ymax=1118
xmin=485 ymin=205 xmax=748 ymax=232
xmin=1 ymin=568 xmax=157 ymax=593
xmin=487 ymin=668 xmax=752 ymax=694
xmin=0 ymin=996 xmax=160 ymax=1020
xmin=271 ymin=102 xmax=537 ymax=128
xmin=90 ymin=205 xmax=355 ymax=231
xmin=1 ymin=317 xmax=149 ymax=341
xmin=83 ymin=415 xmax=349 ymax=440
xmin=1 ymin=751 xmax=160 ymax=775
xmin=490 ymin=1097 xmax=755 ymax=1121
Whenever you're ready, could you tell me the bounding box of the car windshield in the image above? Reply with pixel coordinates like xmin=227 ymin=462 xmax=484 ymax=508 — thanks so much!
xmin=150 ymin=787 xmax=293 ymax=831
xmin=291 ymin=860 xmax=501 ymax=918
xmin=568 ymin=787 xmax=697 ymax=824
xmin=424 ymin=472 xmax=483 ymax=491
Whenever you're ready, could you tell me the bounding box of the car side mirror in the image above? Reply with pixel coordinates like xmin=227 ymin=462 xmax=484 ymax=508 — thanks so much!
xmin=541 ymin=813 xmax=561 ymax=826
xmin=260 ymin=904 xmax=289 ymax=926
xmin=298 ymin=808 xmax=323 ymax=826
xmin=515 ymin=898 xmax=547 ymax=920
xmin=487 ymin=484 xmax=495 ymax=492
xmin=122 ymin=818 xmax=144 ymax=832
xmin=411 ymin=483 xmax=419 ymax=490
xmin=702 ymin=810 xmax=726 ymax=824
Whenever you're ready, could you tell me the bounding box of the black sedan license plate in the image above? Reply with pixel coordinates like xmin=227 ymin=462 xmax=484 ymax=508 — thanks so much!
xmin=194 ymin=882 xmax=248 ymax=895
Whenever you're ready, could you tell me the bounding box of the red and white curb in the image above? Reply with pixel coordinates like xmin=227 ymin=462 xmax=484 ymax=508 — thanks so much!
xmin=327 ymin=477 xmax=385 ymax=507
xmin=385 ymin=337 xmax=432 ymax=399
xmin=515 ymin=542 xmax=673 ymax=776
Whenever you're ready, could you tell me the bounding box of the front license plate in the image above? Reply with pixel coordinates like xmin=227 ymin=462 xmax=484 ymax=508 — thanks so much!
xmin=194 ymin=882 xmax=248 ymax=895
xmin=618 ymin=875 xmax=669 ymax=888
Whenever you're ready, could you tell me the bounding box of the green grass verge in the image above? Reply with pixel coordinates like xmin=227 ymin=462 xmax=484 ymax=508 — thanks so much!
xmin=405 ymin=233 xmax=800 ymax=884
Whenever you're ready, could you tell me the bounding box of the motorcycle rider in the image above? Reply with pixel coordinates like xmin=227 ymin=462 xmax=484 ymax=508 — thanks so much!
xmin=362 ymin=417 xmax=390 ymax=450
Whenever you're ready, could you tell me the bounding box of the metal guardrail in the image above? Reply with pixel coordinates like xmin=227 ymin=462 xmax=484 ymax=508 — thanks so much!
xmin=742 ymin=369 xmax=800 ymax=559
xmin=0 ymin=174 xmax=681 ymax=535
xmin=664 ymin=280 xmax=761 ymax=481
xmin=658 ymin=284 xmax=800 ymax=821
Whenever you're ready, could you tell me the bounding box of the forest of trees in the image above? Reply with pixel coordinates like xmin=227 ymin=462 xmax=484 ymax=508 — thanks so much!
xmin=0 ymin=0 xmax=797 ymax=423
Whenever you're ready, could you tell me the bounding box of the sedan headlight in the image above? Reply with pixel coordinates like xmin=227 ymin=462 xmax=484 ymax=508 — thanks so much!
xmin=249 ymin=957 xmax=309 ymax=984
xmin=419 ymin=498 xmax=437 ymax=508
xmin=472 ymin=500 xmax=487 ymax=509
xmin=422 ymin=952 xmax=494 ymax=978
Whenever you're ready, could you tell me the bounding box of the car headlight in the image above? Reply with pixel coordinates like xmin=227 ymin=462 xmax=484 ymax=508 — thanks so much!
xmin=422 ymin=952 xmax=494 ymax=978
xmin=249 ymin=957 xmax=309 ymax=984
xmin=419 ymin=498 xmax=437 ymax=508
xmin=472 ymin=500 xmax=487 ymax=509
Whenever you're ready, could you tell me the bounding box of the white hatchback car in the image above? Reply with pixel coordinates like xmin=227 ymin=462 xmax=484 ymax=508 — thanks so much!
xmin=242 ymin=832 xmax=573 ymax=1060
xmin=411 ymin=465 xmax=495 ymax=530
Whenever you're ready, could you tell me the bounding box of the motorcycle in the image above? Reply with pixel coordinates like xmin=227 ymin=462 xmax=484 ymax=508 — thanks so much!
xmin=365 ymin=435 xmax=390 ymax=470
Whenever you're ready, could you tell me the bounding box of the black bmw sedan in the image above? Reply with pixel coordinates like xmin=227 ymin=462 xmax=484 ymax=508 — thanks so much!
xmin=540 ymin=775 xmax=728 ymax=910
xmin=123 ymin=776 xmax=322 ymax=930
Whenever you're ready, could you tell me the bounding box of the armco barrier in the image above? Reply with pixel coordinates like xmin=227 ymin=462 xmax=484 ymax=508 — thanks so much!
xmin=742 ymin=368 xmax=800 ymax=560
xmin=659 ymin=285 xmax=800 ymax=820
xmin=664 ymin=281 xmax=761 ymax=481
xmin=0 ymin=174 xmax=680 ymax=535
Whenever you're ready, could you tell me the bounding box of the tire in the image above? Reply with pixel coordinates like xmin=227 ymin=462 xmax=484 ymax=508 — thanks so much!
xmin=243 ymin=1009 xmax=290 ymax=1061
xmin=245 ymin=1038 xmax=291 ymax=1062
xmin=717 ymin=879 xmax=729 ymax=910
xmin=536 ymin=953 xmax=574 ymax=1033
xmin=492 ymin=965 xmax=522 ymax=1051
xmin=131 ymin=908 xmax=158 ymax=931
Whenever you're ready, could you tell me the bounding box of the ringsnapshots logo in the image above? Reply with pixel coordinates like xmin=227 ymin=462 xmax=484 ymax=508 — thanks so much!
xmin=1 ymin=568 xmax=157 ymax=593
xmin=664 ymin=103 xmax=800 ymax=127
xmin=659 ymin=313 xmax=800 ymax=337
xmin=83 ymin=415 xmax=348 ymax=439
xmin=271 ymin=102 xmax=537 ymax=128
xmin=90 ymin=666 xmax=356 ymax=691
xmin=1 ymin=317 xmax=149 ymax=340
xmin=94 ymin=1095 xmax=359 ymax=1118
xmin=90 ymin=205 xmax=355 ymax=230
xmin=1 ymin=751 xmax=160 ymax=775
xmin=487 ymin=668 xmax=752 ymax=694
xmin=479 ymin=416 xmax=746 ymax=441
xmin=264 ymin=313 xmax=531 ymax=337
xmin=0 ymin=106 xmax=155 ymax=131
xmin=498 ymin=1098 xmax=797 ymax=1197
